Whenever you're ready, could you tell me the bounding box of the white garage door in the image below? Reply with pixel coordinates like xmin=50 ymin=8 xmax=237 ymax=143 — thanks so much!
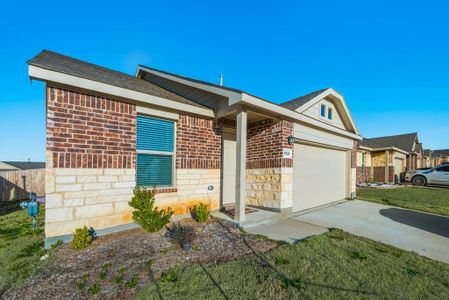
xmin=293 ymin=143 xmax=348 ymax=212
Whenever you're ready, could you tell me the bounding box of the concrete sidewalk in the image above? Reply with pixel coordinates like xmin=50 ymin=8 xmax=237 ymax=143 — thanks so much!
xmin=293 ymin=200 xmax=449 ymax=263
xmin=244 ymin=200 xmax=449 ymax=263
xmin=244 ymin=218 xmax=328 ymax=243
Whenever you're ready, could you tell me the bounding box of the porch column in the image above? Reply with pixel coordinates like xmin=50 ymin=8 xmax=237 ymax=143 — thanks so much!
xmin=235 ymin=107 xmax=247 ymax=222
xmin=384 ymin=150 xmax=389 ymax=183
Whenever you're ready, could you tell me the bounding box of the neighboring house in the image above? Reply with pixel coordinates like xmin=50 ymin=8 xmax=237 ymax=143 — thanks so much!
xmin=423 ymin=149 xmax=433 ymax=168
xmin=0 ymin=161 xmax=45 ymax=171
xmin=424 ymin=149 xmax=449 ymax=167
xmin=27 ymin=50 xmax=361 ymax=240
xmin=356 ymin=133 xmax=423 ymax=183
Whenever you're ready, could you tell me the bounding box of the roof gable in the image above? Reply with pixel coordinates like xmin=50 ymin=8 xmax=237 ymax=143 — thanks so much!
xmin=280 ymin=88 xmax=358 ymax=134
xmin=359 ymin=133 xmax=418 ymax=153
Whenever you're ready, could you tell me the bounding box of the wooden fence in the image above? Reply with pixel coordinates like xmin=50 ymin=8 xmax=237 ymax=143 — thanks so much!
xmin=0 ymin=169 xmax=45 ymax=201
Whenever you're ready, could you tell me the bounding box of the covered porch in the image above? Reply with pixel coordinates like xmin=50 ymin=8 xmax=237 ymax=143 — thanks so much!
xmin=216 ymin=106 xmax=293 ymax=224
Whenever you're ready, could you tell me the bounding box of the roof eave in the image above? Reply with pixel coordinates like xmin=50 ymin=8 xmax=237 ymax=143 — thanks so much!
xmin=28 ymin=64 xmax=215 ymax=118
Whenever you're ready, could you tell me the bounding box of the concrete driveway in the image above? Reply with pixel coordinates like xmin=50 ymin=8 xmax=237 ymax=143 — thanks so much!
xmin=293 ymin=200 xmax=449 ymax=263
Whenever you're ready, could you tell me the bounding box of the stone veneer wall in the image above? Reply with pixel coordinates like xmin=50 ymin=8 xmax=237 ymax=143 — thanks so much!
xmin=45 ymin=86 xmax=137 ymax=237
xmin=155 ymin=115 xmax=222 ymax=215
xmin=246 ymin=119 xmax=293 ymax=210
xmin=45 ymin=87 xmax=222 ymax=238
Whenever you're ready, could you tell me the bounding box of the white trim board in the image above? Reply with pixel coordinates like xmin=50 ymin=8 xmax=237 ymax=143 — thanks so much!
xmin=29 ymin=65 xmax=215 ymax=118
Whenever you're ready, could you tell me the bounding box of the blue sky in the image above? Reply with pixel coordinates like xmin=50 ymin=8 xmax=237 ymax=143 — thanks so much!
xmin=1 ymin=1 xmax=448 ymax=161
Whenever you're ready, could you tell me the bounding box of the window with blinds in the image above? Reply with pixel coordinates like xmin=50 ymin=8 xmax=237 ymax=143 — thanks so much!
xmin=136 ymin=115 xmax=175 ymax=187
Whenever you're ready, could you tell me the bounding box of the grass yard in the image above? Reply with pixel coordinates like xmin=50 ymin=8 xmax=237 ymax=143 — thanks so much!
xmin=357 ymin=186 xmax=449 ymax=216
xmin=0 ymin=202 xmax=46 ymax=295
xmin=135 ymin=229 xmax=449 ymax=299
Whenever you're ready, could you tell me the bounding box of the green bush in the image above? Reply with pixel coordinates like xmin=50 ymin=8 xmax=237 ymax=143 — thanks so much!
xmin=128 ymin=188 xmax=173 ymax=232
xmin=192 ymin=203 xmax=210 ymax=223
xmin=72 ymin=226 xmax=93 ymax=250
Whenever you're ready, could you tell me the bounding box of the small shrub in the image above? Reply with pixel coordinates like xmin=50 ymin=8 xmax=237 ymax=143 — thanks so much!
xmin=114 ymin=275 xmax=123 ymax=284
xmin=125 ymin=276 xmax=138 ymax=288
xmin=99 ymin=270 xmax=108 ymax=279
xmin=72 ymin=226 xmax=92 ymax=250
xmin=161 ymin=269 xmax=178 ymax=282
xmin=128 ymin=188 xmax=173 ymax=232
xmin=192 ymin=203 xmax=210 ymax=223
xmin=88 ymin=283 xmax=101 ymax=295
xmin=76 ymin=281 xmax=86 ymax=290
xmin=168 ymin=222 xmax=196 ymax=247
xmin=51 ymin=239 xmax=64 ymax=249
xmin=146 ymin=259 xmax=154 ymax=266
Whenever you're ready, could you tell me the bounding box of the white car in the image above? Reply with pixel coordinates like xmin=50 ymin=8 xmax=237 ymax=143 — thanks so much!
xmin=405 ymin=167 xmax=431 ymax=182
xmin=408 ymin=163 xmax=449 ymax=186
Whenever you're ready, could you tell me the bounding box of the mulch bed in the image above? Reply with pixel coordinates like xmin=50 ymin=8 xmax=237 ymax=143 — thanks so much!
xmin=3 ymin=218 xmax=277 ymax=300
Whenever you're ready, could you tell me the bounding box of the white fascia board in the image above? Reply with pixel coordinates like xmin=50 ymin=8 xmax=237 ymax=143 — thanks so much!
xmin=137 ymin=66 xmax=243 ymax=103
xmin=241 ymin=93 xmax=362 ymax=140
xmin=29 ymin=65 xmax=215 ymax=118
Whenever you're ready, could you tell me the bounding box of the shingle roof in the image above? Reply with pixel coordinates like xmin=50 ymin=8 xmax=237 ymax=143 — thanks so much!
xmin=279 ymin=88 xmax=329 ymax=111
xmin=359 ymin=133 xmax=418 ymax=153
xmin=423 ymin=149 xmax=432 ymax=157
xmin=2 ymin=161 xmax=45 ymax=170
xmin=432 ymin=149 xmax=449 ymax=157
xmin=28 ymin=50 xmax=207 ymax=109
xmin=138 ymin=64 xmax=278 ymax=104
xmin=139 ymin=64 xmax=244 ymax=94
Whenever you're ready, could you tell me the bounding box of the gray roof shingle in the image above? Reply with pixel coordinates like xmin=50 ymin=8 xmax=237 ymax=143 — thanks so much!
xmin=432 ymin=149 xmax=449 ymax=157
xmin=28 ymin=50 xmax=208 ymax=109
xmin=280 ymin=88 xmax=329 ymax=111
xmin=2 ymin=161 xmax=45 ymax=170
xmin=359 ymin=133 xmax=418 ymax=153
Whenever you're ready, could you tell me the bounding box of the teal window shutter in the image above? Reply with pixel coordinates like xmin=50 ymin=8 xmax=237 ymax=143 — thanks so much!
xmin=137 ymin=115 xmax=174 ymax=152
xmin=137 ymin=154 xmax=172 ymax=187
xmin=136 ymin=115 xmax=175 ymax=187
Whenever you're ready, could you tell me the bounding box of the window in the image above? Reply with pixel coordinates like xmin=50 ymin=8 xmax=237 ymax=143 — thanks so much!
xmin=136 ymin=115 xmax=175 ymax=187
xmin=436 ymin=166 xmax=449 ymax=172
xmin=320 ymin=104 xmax=326 ymax=117
xmin=327 ymin=107 xmax=333 ymax=120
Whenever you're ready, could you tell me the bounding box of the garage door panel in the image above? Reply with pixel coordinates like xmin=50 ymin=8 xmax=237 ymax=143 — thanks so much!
xmin=293 ymin=144 xmax=348 ymax=212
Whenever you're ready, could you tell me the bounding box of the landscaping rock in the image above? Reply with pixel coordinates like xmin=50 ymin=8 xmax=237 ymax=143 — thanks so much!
xmin=3 ymin=218 xmax=276 ymax=300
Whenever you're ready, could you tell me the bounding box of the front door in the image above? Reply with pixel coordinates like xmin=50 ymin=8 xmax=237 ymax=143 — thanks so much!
xmin=222 ymin=132 xmax=236 ymax=206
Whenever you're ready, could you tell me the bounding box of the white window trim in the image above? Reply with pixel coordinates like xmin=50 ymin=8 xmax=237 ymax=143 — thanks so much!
xmin=136 ymin=114 xmax=177 ymax=189
xmin=319 ymin=103 xmax=334 ymax=123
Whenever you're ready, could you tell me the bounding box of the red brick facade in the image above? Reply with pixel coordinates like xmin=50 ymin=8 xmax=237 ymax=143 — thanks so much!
xmin=247 ymin=119 xmax=293 ymax=169
xmin=356 ymin=166 xmax=373 ymax=183
xmin=47 ymin=87 xmax=136 ymax=169
xmin=176 ymin=115 xmax=222 ymax=169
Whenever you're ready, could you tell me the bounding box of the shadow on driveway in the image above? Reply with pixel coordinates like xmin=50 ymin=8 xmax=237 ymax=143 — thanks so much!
xmin=379 ymin=208 xmax=449 ymax=238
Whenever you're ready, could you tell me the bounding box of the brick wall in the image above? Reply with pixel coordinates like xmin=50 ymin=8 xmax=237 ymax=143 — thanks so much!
xmin=176 ymin=115 xmax=222 ymax=169
xmin=356 ymin=166 xmax=372 ymax=183
xmin=247 ymin=119 xmax=293 ymax=169
xmin=47 ymin=87 xmax=136 ymax=169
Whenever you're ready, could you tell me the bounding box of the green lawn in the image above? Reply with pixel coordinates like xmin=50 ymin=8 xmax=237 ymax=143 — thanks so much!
xmin=0 ymin=202 xmax=46 ymax=295
xmin=135 ymin=229 xmax=449 ymax=299
xmin=357 ymin=187 xmax=449 ymax=216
